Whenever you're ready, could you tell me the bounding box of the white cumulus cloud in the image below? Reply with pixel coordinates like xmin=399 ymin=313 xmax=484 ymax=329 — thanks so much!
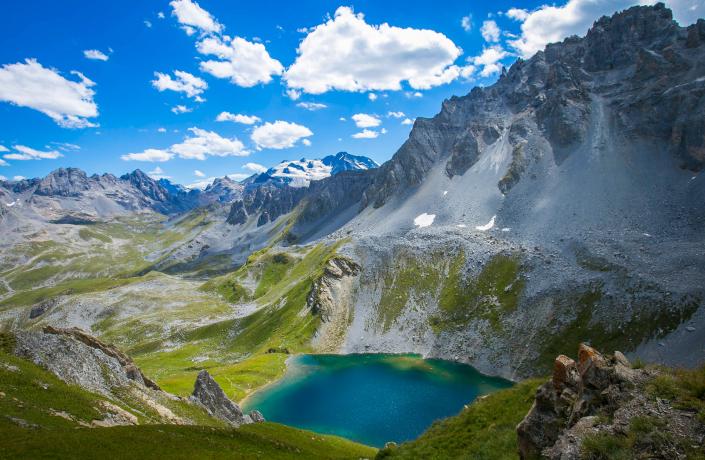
xmin=251 ymin=121 xmax=313 ymax=150
xmin=216 ymin=112 xmax=261 ymax=124
xmin=152 ymin=70 xmax=207 ymax=98
xmin=197 ymin=36 xmax=283 ymax=87
xmin=387 ymin=111 xmax=405 ymax=118
xmin=122 ymin=128 xmax=248 ymax=162
xmin=121 ymin=148 xmax=173 ymax=162
xmin=284 ymin=6 xmax=467 ymax=94
xmin=194 ymin=169 xmax=205 ymax=177
xmin=0 ymin=59 xmax=98 ymax=128
xmin=352 ymin=113 xmax=381 ymax=128
xmin=401 ymin=118 xmax=414 ymax=125
xmin=170 ymin=0 xmax=222 ymax=35
xmin=171 ymin=128 xmax=249 ymax=160
xmin=83 ymin=49 xmax=109 ymax=61
xmin=3 ymin=145 xmax=63 ymax=160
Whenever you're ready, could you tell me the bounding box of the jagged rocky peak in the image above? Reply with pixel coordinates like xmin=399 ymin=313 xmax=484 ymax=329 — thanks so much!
xmin=120 ymin=169 xmax=170 ymax=203
xmin=203 ymin=175 xmax=244 ymax=203
xmin=362 ymin=3 xmax=705 ymax=208
xmin=190 ymin=370 xmax=263 ymax=426
xmin=34 ymin=167 xmax=91 ymax=197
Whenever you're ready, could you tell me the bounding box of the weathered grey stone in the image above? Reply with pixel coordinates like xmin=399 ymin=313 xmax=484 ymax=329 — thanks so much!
xmin=189 ymin=370 xmax=263 ymax=427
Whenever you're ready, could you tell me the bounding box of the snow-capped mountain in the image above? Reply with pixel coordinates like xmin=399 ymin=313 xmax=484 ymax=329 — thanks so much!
xmin=247 ymin=152 xmax=378 ymax=188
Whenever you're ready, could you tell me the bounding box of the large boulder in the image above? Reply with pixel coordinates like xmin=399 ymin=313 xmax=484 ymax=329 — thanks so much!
xmin=189 ymin=370 xmax=264 ymax=427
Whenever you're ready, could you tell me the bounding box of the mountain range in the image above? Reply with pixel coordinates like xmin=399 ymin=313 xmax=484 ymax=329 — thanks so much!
xmin=1 ymin=4 xmax=704 ymax=457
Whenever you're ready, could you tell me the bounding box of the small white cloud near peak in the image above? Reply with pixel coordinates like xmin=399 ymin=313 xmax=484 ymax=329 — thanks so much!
xmin=251 ymin=121 xmax=313 ymax=150
xmin=471 ymin=45 xmax=508 ymax=77
xmin=243 ymin=162 xmax=267 ymax=173
xmin=216 ymin=112 xmax=261 ymax=124
xmin=148 ymin=166 xmax=170 ymax=179
xmin=352 ymin=113 xmax=381 ymax=128
xmin=368 ymin=93 xmax=378 ymax=101
xmin=83 ymin=49 xmax=109 ymax=61
xmin=194 ymin=169 xmax=205 ymax=177
xmin=352 ymin=129 xmax=379 ymax=139
xmin=387 ymin=111 xmax=405 ymax=118
xmin=121 ymin=148 xmax=173 ymax=162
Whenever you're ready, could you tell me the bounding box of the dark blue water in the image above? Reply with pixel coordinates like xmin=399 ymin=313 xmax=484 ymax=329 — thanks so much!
xmin=241 ymin=354 xmax=512 ymax=447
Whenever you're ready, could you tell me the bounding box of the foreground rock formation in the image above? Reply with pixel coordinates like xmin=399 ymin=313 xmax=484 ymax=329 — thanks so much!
xmin=10 ymin=327 xmax=265 ymax=428
xmin=190 ymin=370 xmax=264 ymax=427
xmin=517 ymin=344 xmax=704 ymax=459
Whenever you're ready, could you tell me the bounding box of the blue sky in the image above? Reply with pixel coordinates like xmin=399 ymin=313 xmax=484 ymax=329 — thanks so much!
xmin=0 ymin=0 xmax=702 ymax=187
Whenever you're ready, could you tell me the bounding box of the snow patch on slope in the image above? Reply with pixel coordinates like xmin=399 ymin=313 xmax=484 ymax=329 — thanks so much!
xmin=414 ymin=213 xmax=435 ymax=228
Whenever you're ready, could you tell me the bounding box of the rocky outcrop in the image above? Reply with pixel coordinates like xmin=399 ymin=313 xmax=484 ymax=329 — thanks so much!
xmin=516 ymin=344 xmax=704 ymax=459
xmin=14 ymin=326 xmax=160 ymax=396
xmin=308 ymin=257 xmax=361 ymax=352
xmin=42 ymin=326 xmax=160 ymax=390
xmin=189 ymin=370 xmax=263 ymax=427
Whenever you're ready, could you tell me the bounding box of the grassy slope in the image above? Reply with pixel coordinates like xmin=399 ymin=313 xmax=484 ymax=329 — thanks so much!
xmin=0 ymin=348 xmax=376 ymax=459
xmin=2 ymin=423 xmax=377 ymax=460
xmin=0 ymin=212 xmax=209 ymax=309
xmin=133 ymin=242 xmax=346 ymax=402
xmin=378 ymin=378 xmax=544 ymax=460
xmin=376 ymin=249 xmax=525 ymax=335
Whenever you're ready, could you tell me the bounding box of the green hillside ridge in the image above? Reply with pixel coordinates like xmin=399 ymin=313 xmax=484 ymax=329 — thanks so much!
xmin=0 ymin=345 xmax=376 ymax=460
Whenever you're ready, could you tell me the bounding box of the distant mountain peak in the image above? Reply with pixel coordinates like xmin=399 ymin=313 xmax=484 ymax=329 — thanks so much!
xmin=248 ymin=152 xmax=378 ymax=188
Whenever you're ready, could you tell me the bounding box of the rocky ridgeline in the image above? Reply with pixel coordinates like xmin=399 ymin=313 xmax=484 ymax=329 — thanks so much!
xmin=361 ymin=3 xmax=705 ymax=209
xmin=517 ymin=344 xmax=704 ymax=459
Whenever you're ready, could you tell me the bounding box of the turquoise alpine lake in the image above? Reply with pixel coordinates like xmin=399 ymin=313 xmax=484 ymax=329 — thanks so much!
xmin=241 ymin=354 xmax=512 ymax=447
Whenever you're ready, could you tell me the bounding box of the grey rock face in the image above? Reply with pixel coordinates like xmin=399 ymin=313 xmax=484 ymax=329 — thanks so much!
xmin=226 ymin=184 xmax=307 ymax=227
xmin=361 ymin=3 xmax=705 ymax=209
xmin=14 ymin=330 xmax=134 ymax=396
xmin=35 ymin=168 xmax=91 ymax=197
xmin=189 ymin=370 xmax=263 ymax=426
